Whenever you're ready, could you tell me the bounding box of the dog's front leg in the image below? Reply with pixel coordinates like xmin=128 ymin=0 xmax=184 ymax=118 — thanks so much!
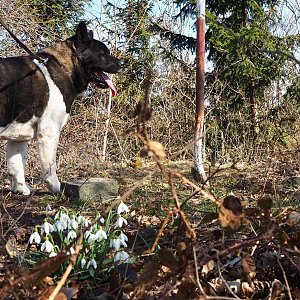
xmin=6 ymin=141 xmax=31 ymax=196
xmin=36 ymin=125 xmax=61 ymax=194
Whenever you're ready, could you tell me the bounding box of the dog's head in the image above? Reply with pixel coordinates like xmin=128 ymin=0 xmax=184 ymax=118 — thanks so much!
xmin=68 ymin=22 xmax=121 ymax=96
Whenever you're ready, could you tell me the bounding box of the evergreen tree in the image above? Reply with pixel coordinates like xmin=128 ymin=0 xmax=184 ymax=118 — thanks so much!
xmin=112 ymin=0 xmax=154 ymax=106
xmin=156 ymin=0 xmax=299 ymax=159
xmin=24 ymin=0 xmax=92 ymax=36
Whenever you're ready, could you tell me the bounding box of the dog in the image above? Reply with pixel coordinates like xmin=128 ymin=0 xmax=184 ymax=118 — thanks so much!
xmin=0 ymin=21 xmax=121 ymax=195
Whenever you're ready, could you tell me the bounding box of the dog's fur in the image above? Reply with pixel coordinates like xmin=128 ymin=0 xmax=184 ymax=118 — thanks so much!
xmin=0 ymin=22 xmax=121 ymax=195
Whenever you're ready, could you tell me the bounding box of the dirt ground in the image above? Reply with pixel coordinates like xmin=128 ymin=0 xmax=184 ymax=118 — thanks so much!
xmin=0 ymin=151 xmax=300 ymax=299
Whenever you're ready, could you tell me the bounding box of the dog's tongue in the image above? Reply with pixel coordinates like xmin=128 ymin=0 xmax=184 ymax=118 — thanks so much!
xmin=99 ymin=72 xmax=117 ymax=96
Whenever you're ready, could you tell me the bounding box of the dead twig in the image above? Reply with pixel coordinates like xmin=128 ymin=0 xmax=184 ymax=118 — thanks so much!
xmin=276 ymin=254 xmax=293 ymax=300
xmin=216 ymin=225 xmax=276 ymax=257
xmin=48 ymin=234 xmax=83 ymax=300
xmin=150 ymin=210 xmax=172 ymax=253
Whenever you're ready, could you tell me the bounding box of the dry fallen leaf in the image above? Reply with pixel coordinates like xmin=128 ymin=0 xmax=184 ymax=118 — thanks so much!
xmin=202 ymin=259 xmax=215 ymax=275
xmin=175 ymin=281 xmax=198 ymax=300
xmin=218 ymin=195 xmax=242 ymax=230
xmin=5 ymin=237 xmax=19 ymax=258
xmin=241 ymin=254 xmax=256 ymax=280
xmin=223 ymin=195 xmax=242 ymax=215
xmin=37 ymin=286 xmax=67 ymax=300
xmin=42 ymin=276 xmax=54 ymax=286
xmin=218 ymin=206 xmax=241 ymax=231
xmin=286 ymin=211 xmax=300 ymax=226
xmin=157 ymin=248 xmax=179 ymax=272
xmin=136 ymin=260 xmax=160 ymax=285
xmin=257 ymin=194 xmax=273 ymax=210
xmin=140 ymin=140 xmax=166 ymax=159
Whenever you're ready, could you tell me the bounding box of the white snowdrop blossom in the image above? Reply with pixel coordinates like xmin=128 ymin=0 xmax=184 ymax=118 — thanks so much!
xmin=119 ymin=232 xmax=128 ymax=247
xmin=110 ymin=238 xmax=121 ymax=251
xmin=41 ymin=221 xmax=55 ymax=234
xmin=55 ymin=221 xmax=64 ymax=232
xmin=95 ymin=228 xmax=107 ymax=241
xmin=55 ymin=211 xmax=69 ymax=221
xmin=54 ymin=213 xmax=69 ymax=230
xmin=117 ymin=202 xmax=129 ymax=214
xmin=100 ymin=217 xmax=105 ymax=224
xmin=115 ymin=216 xmax=128 ymax=228
xmin=114 ymin=251 xmax=129 ymax=263
xmin=87 ymin=233 xmax=97 ymax=243
xmin=67 ymin=230 xmax=77 ymax=241
xmin=29 ymin=230 xmax=41 ymax=244
xmin=49 ymin=252 xmax=57 ymax=257
xmin=61 ymin=220 xmax=69 ymax=230
xmin=45 ymin=204 xmax=52 ymax=211
xmin=84 ymin=230 xmax=92 ymax=239
xmin=86 ymin=258 xmax=97 ymax=269
xmin=81 ymin=257 xmax=87 ymax=269
xmin=55 ymin=212 xmax=70 ymax=229
xmin=83 ymin=218 xmax=91 ymax=227
xmin=77 ymin=215 xmax=90 ymax=227
xmin=69 ymin=217 xmax=78 ymax=230
xmin=41 ymin=238 xmax=53 ymax=253
xmin=77 ymin=215 xmax=84 ymax=224
xmin=68 ymin=247 xmax=75 ymax=255
xmin=91 ymin=224 xmax=98 ymax=232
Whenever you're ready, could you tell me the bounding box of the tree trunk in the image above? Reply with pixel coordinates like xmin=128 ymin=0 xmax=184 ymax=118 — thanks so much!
xmin=194 ymin=0 xmax=207 ymax=183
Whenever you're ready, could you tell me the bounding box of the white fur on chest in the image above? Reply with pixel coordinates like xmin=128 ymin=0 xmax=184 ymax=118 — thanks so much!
xmin=33 ymin=59 xmax=69 ymax=132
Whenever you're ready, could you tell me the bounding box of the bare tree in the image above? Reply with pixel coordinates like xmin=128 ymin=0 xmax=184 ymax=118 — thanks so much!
xmin=194 ymin=0 xmax=207 ymax=182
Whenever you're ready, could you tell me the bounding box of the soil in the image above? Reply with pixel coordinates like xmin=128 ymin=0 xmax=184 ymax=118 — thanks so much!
xmin=0 ymin=152 xmax=300 ymax=299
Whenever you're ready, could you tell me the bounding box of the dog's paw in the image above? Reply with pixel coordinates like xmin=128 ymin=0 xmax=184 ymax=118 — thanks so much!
xmin=45 ymin=178 xmax=61 ymax=194
xmin=12 ymin=183 xmax=32 ymax=196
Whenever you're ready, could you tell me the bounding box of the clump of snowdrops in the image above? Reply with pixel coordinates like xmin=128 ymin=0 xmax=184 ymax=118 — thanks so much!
xmin=28 ymin=202 xmax=131 ymax=279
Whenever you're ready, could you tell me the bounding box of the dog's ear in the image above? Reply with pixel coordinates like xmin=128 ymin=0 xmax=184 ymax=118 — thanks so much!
xmin=76 ymin=21 xmax=91 ymax=42
xmin=67 ymin=21 xmax=93 ymax=51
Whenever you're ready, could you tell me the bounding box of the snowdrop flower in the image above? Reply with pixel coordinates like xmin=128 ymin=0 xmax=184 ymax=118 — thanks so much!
xmin=49 ymin=252 xmax=57 ymax=257
xmin=83 ymin=218 xmax=91 ymax=227
xmin=81 ymin=257 xmax=87 ymax=269
xmin=119 ymin=232 xmax=128 ymax=247
xmin=55 ymin=221 xmax=64 ymax=232
xmin=77 ymin=215 xmax=90 ymax=227
xmin=41 ymin=238 xmax=53 ymax=253
xmin=77 ymin=215 xmax=84 ymax=224
xmin=114 ymin=251 xmax=129 ymax=263
xmin=69 ymin=217 xmax=78 ymax=230
xmin=110 ymin=238 xmax=121 ymax=251
xmin=54 ymin=213 xmax=69 ymax=230
xmin=55 ymin=212 xmax=70 ymax=229
xmin=91 ymin=224 xmax=98 ymax=232
xmin=84 ymin=230 xmax=92 ymax=239
xmin=86 ymin=258 xmax=97 ymax=269
xmin=87 ymin=233 xmax=97 ymax=243
xmin=55 ymin=211 xmax=68 ymax=221
xmin=67 ymin=247 xmax=75 ymax=255
xmin=29 ymin=229 xmax=41 ymax=244
xmin=117 ymin=202 xmax=129 ymax=214
xmin=41 ymin=221 xmax=55 ymax=234
xmin=95 ymin=228 xmax=107 ymax=241
xmin=115 ymin=216 xmax=128 ymax=228
xmin=67 ymin=230 xmax=77 ymax=241
xmin=100 ymin=217 xmax=105 ymax=224
xmin=45 ymin=204 xmax=52 ymax=211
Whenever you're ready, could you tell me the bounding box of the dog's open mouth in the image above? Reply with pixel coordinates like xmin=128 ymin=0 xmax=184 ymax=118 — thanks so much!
xmin=93 ymin=70 xmax=117 ymax=96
